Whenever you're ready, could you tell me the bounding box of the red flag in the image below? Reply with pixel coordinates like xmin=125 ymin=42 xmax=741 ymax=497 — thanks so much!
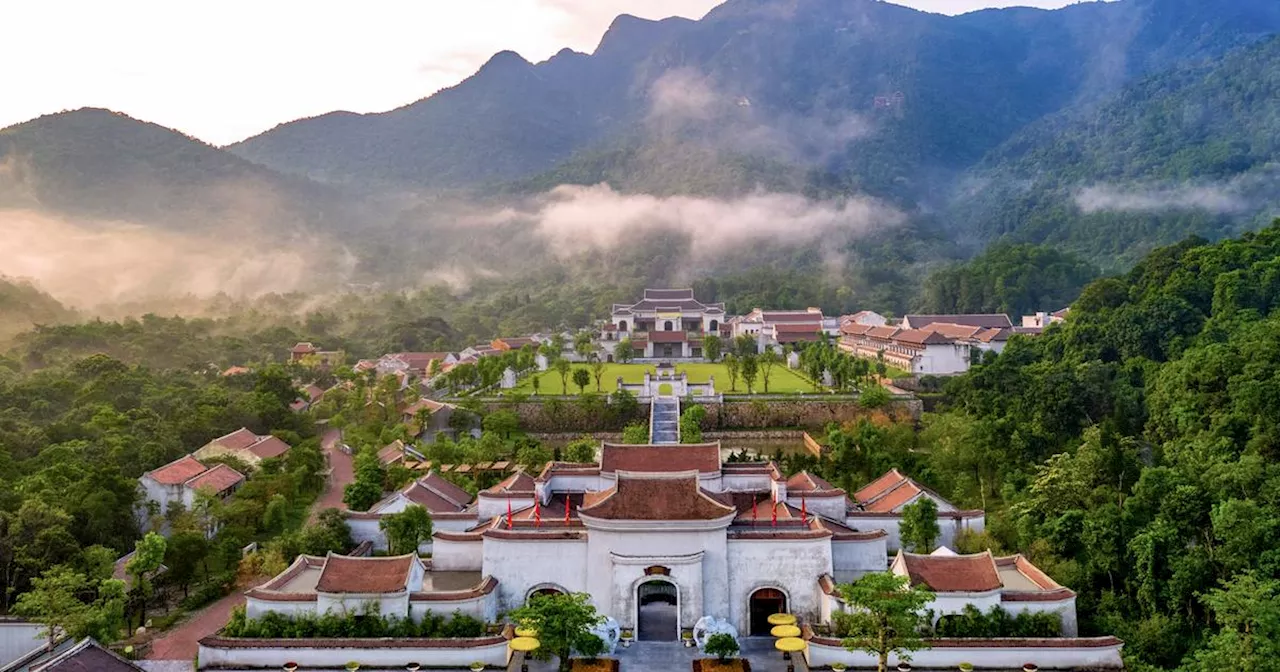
xmin=507 ymin=499 xmax=513 ymax=529
xmin=752 ymin=499 xmax=758 ymax=526
xmin=565 ymin=495 xmax=571 ymax=524
xmin=771 ymin=501 xmax=778 ymax=527
xmin=534 ymin=499 xmax=542 ymax=527
xmin=801 ymin=496 xmax=807 ymax=521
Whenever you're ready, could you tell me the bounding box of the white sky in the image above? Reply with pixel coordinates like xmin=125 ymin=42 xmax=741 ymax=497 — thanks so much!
xmin=1 ymin=0 xmax=1078 ymax=146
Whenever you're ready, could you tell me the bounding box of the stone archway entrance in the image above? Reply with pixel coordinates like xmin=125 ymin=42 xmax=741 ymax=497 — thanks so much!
xmin=748 ymin=588 xmax=788 ymax=636
xmin=636 ymin=580 xmax=678 ymax=641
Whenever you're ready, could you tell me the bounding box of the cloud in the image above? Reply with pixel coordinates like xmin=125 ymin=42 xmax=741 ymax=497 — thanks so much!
xmin=478 ymin=183 xmax=905 ymax=258
xmin=0 ymin=209 xmax=356 ymax=309
xmin=1073 ymin=176 xmax=1268 ymax=215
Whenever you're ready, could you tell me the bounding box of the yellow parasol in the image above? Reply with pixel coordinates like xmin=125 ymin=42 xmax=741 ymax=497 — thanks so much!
xmin=514 ymin=626 xmax=539 ymax=638
xmin=770 ymin=624 xmax=802 ymax=638
xmin=774 ymin=637 xmax=806 ymax=653
xmin=509 ymin=637 xmax=541 ymax=652
xmin=767 ymin=613 xmax=797 ymax=626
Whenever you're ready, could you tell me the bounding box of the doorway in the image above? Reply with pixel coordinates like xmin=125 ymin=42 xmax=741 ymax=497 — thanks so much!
xmin=637 ymin=580 xmax=678 ymax=641
xmin=748 ymin=588 xmax=788 ymax=636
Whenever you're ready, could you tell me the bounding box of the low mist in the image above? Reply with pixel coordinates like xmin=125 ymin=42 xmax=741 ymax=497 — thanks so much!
xmin=0 ymin=209 xmax=356 ymax=309
xmin=476 ymin=183 xmax=905 ymax=258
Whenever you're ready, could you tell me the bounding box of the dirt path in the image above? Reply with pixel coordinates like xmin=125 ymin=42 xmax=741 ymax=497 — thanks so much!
xmin=309 ymin=427 xmax=353 ymax=522
xmin=144 ymin=590 xmax=244 ymax=661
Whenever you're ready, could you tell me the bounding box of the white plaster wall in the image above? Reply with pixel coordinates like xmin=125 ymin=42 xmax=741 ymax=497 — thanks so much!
xmin=586 ymin=528 xmax=727 ymax=633
xmin=928 ymin=591 xmax=1002 ymax=623
xmin=1002 ymin=597 xmax=1079 ymax=637
xmin=483 ymin=538 xmax=588 ymax=612
xmin=806 ymin=639 xmax=1124 ymax=670
xmin=917 ymin=344 xmax=970 ymax=375
xmin=316 ymin=592 xmax=409 ymax=618
xmin=431 ymin=538 xmax=484 ymax=571
xmin=408 ymin=591 xmax=496 ymax=623
xmin=726 ymin=537 xmax=832 ymax=634
xmin=845 ymin=515 xmax=983 ymax=552
xmin=542 ymin=474 xmax=606 ymax=499
xmin=831 ymin=538 xmax=888 ymax=576
xmin=245 ymin=597 xmax=317 ymax=620
xmin=0 ymin=622 xmax=45 ymax=668
xmin=784 ymin=495 xmax=845 ymax=520
xmin=478 ymin=496 xmax=534 ymax=521
xmin=197 ymin=639 xmax=510 ymax=670
xmin=721 ymin=474 xmax=771 ymax=491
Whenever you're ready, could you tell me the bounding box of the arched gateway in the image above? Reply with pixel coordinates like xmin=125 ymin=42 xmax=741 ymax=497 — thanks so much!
xmin=748 ymin=588 xmax=788 ymax=636
xmin=636 ymin=579 xmax=678 ymax=641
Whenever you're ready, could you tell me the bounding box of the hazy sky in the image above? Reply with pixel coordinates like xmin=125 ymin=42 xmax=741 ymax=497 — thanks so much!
xmin=2 ymin=0 xmax=1078 ymax=145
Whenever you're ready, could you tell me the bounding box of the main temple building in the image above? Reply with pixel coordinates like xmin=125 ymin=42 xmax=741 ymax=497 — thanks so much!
xmin=609 ymin=289 xmax=727 ymax=359
xmin=248 ymin=443 xmax=1077 ymax=642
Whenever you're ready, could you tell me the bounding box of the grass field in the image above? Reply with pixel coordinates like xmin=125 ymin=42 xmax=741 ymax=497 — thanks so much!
xmin=514 ymin=362 xmax=818 ymax=395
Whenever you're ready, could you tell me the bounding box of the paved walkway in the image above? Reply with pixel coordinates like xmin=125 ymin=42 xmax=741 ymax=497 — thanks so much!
xmin=143 ymin=590 xmax=244 ymax=661
xmin=309 ymin=427 xmax=352 ymax=522
xmin=650 ymin=397 xmax=679 ymax=444
xmin=519 ymin=639 xmax=799 ymax=672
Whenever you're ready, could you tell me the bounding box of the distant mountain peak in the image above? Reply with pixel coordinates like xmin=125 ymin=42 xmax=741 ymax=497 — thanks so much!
xmin=595 ymin=13 xmax=693 ymax=59
xmin=477 ymin=50 xmax=533 ymax=75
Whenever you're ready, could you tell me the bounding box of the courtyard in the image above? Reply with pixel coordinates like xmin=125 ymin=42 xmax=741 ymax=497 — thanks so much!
xmin=513 ymin=362 xmax=819 ymax=395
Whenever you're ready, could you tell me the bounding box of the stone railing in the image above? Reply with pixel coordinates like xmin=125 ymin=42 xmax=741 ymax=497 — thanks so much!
xmin=197 ymin=634 xmax=510 ymax=670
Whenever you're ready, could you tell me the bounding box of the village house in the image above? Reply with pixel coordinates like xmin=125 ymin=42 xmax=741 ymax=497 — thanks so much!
xmin=901 ymin=313 xmax=1014 ymax=330
xmin=401 ymin=397 xmax=465 ymax=442
xmin=1 ymin=637 xmax=145 ymax=672
xmin=192 ymin=428 xmax=291 ymax=467
xmin=841 ymin=310 xmax=888 ymax=328
xmin=1022 ymin=308 xmax=1070 ymax=330
xmin=611 ymin=289 xmax=726 ymax=360
xmin=136 ymin=455 xmax=245 ymax=533
xmin=732 ymin=308 xmax=841 ymax=350
xmin=289 ymin=383 xmax=326 ymax=413
xmin=345 ymin=471 xmax=477 ymax=553
xmin=840 ymin=320 xmax=1013 ymax=375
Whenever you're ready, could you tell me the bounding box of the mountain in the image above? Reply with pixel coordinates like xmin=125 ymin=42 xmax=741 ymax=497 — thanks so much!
xmin=0 ymin=278 xmax=75 ymax=345
xmin=229 ymin=15 xmax=695 ymax=189
xmin=952 ymin=35 xmax=1280 ymax=266
xmin=227 ymin=0 xmax=1280 ymax=203
xmin=0 ymin=108 xmax=352 ymax=233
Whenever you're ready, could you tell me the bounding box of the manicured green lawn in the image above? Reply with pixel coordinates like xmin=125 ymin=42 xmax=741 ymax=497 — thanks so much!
xmin=514 ymin=362 xmax=818 ymax=395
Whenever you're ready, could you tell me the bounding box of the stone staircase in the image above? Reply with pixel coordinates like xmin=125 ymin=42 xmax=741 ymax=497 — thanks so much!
xmin=649 ymin=396 xmax=680 ymax=444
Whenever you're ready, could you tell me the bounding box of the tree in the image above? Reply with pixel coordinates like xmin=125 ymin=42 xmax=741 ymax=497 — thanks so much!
xmin=702 ymin=335 xmax=723 ymax=363
xmin=741 ymin=355 xmax=759 ymax=393
xmin=614 ymin=339 xmax=635 ymax=364
xmin=379 ymin=505 xmax=434 ymax=556
xmin=554 ymin=358 xmax=572 ymax=394
xmin=759 ymin=349 xmax=781 ymax=393
xmin=483 ymin=410 xmax=521 ymax=439
xmin=575 ymin=633 xmax=606 ymax=663
xmin=724 ymin=355 xmax=741 ymax=392
xmin=125 ymin=532 xmax=166 ymax=628
xmin=165 ymin=531 xmax=209 ymax=598
xmin=733 ymin=334 xmax=757 ymax=358
xmin=590 ymin=357 xmax=607 ymax=392
xmin=509 ymin=592 xmax=603 ymax=672
xmin=860 ymin=385 xmax=891 ymax=408
xmin=837 ymin=572 xmax=935 ymax=672
xmin=704 ymin=632 xmax=739 ymax=662
xmin=15 ymin=566 xmax=126 ymax=647
xmin=572 ymin=368 xmax=591 ymax=395
xmin=680 ymin=405 xmax=706 ymax=444
xmin=344 ymin=450 xmax=385 ymax=512
xmin=574 ymin=331 xmax=595 ymax=361
xmin=563 ymin=437 xmax=597 ymax=463
xmin=622 ymin=423 xmax=649 ymax=444
xmin=900 ymin=497 xmax=940 ymax=552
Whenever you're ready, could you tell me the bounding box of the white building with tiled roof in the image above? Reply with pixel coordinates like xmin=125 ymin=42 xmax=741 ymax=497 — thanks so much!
xmin=849 ymin=468 xmax=985 ymax=551
xmin=610 ymin=289 xmax=726 ymax=360
xmin=137 ymin=455 xmax=246 ymax=534
xmin=840 ymin=318 xmax=1015 ymax=375
xmin=192 ymin=427 xmax=291 ymax=467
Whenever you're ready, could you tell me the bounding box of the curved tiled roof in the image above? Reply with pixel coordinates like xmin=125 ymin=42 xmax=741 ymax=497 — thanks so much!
xmin=145 ymin=455 xmax=209 ymax=485
xmin=579 ymin=472 xmax=734 ymax=521
xmin=315 ymin=553 xmax=418 ymax=594
xmin=184 ymin=463 xmax=245 ymax=493
xmin=894 ymin=550 xmax=1002 ymax=593
xmin=480 ymin=470 xmax=537 ymax=497
xmin=600 ymin=443 xmax=721 ymax=474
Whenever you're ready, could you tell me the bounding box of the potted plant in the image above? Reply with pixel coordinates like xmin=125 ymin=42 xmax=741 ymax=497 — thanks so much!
xmin=681 ymin=629 xmax=695 ymax=647
xmin=470 ymin=662 xmax=485 ymax=672
xmin=832 ymin=665 xmax=848 ymax=672
xmin=620 ymin=628 xmax=634 ymax=647
xmin=958 ymin=664 xmax=974 ymax=672
xmin=704 ymin=633 xmax=739 ymax=663
xmin=345 ymin=663 xmax=360 ymax=672
xmin=1023 ymin=665 xmax=1039 ymax=672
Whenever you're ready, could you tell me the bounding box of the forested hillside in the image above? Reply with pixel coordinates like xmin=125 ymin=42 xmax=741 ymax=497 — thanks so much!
xmin=914 ymin=244 xmax=1098 ymax=317
xmin=956 ymin=35 xmax=1280 ymax=264
xmin=0 ymin=278 xmax=75 ymax=345
xmin=929 ymin=220 xmax=1280 ymax=669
